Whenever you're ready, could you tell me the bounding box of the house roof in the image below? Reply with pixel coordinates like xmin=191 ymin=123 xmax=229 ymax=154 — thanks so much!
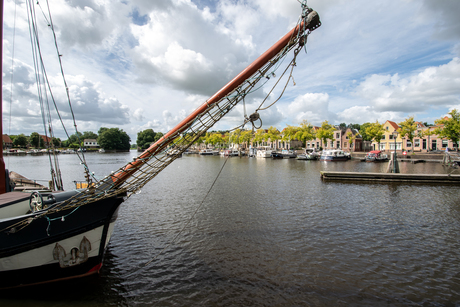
xmin=40 ymin=135 xmax=52 ymax=143
xmin=2 ymin=135 xmax=12 ymax=144
xmin=385 ymin=120 xmax=399 ymax=131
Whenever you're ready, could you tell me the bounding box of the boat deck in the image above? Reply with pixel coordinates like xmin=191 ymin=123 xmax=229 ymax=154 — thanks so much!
xmin=0 ymin=192 xmax=30 ymax=208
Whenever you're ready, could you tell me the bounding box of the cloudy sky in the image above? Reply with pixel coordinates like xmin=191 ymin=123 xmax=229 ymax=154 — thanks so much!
xmin=2 ymin=0 xmax=460 ymax=143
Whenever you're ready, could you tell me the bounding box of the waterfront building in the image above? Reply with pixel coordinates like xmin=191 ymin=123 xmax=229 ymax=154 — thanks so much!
xmin=83 ymin=139 xmax=100 ymax=149
xmin=371 ymin=120 xmax=458 ymax=153
xmin=2 ymin=135 xmax=13 ymax=149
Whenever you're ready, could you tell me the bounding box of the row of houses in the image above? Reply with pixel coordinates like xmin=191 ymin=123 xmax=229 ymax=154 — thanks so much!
xmin=197 ymin=120 xmax=457 ymax=153
xmin=307 ymin=120 xmax=457 ymax=153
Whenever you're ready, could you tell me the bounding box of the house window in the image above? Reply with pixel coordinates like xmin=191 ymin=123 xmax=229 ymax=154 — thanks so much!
xmin=330 ymin=141 xmax=334 ymax=148
xmin=344 ymin=142 xmax=348 ymax=148
xmin=386 ymin=126 xmax=389 ymax=130
xmin=336 ymin=133 xmax=340 ymax=138
xmin=382 ymin=135 xmax=386 ymax=140
xmin=414 ymin=139 xmax=420 ymax=147
xmin=379 ymin=143 xmax=385 ymax=150
xmin=442 ymin=140 xmax=448 ymax=148
xmin=336 ymin=141 xmax=340 ymax=148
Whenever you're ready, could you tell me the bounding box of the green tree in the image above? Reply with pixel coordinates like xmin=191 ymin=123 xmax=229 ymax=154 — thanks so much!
xmin=98 ymin=128 xmax=131 ymax=150
xmin=229 ymin=129 xmax=241 ymax=147
xmin=346 ymin=131 xmax=356 ymax=152
xmin=137 ymin=129 xmax=157 ymax=150
xmin=29 ymin=132 xmax=44 ymax=148
xmin=63 ymin=132 xmax=83 ymax=148
xmin=13 ymin=134 xmax=28 ymax=147
xmin=398 ymin=116 xmax=417 ymax=153
xmin=316 ymin=120 xmax=334 ymax=148
xmin=348 ymin=123 xmax=361 ymax=130
xmin=294 ymin=120 xmax=316 ymax=145
xmin=434 ymin=109 xmax=460 ymax=151
xmin=281 ymin=125 xmax=299 ymax=146
xmin=365 ymin=121 xmax=385 ymax=148
xmin=359 ymin=122 xmax=373 ymax=141
xmin=82 ymin=131 xmax=98 ymax=140
xmin=52 ymin=137 xmax=61 ymax=147
xmin=240 ymin=130 xmax=252 ymax=149
xmin=154 ymin=132 xmax=164 ymax=142
xmin=208 ymin=132 xmax=224 ymax=147
xmin=253 ymin=129 xmax=266 ymax=147
xmin=266 ymin=126 xmax=281 ymax=149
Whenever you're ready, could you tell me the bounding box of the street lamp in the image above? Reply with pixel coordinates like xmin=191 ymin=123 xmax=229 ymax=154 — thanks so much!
xmin=392 ymin=131 xmax=398 ymax=173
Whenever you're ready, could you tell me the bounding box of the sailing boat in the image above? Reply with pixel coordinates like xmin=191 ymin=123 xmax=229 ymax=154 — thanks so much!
xmin=0 ymin=1 xmax=320 ymax=289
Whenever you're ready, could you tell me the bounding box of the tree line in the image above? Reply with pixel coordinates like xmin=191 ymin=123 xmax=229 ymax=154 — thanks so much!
xmin=6 ymin=109 xmax=459 ymax=151
xmin=6 ymin=127 xmax=132 ymax=151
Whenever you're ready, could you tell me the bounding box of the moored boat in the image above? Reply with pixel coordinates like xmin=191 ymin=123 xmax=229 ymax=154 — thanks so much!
xmin=256 ymin=148 xmax=273 ymax=158
xmin=365 ymin=150 xmax=389 ymax=162
xmin=297 ymin=148 xmax=320 ymax=160
xmin=320 ymin=150 xmax=349 ymax=161
xmin=199 ymin=149 xmax=219 ymax=155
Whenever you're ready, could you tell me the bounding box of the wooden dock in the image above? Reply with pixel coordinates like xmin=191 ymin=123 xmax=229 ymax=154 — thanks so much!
xmin=320 ymin=171 xmax=460 ymax=184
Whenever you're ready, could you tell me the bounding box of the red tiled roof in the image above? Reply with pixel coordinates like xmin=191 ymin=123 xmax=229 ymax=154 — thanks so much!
xmin=2 ymin=135 xmax=12 ymax=144
xmin=40 ymin=135 xmax=52 ymax=143
xmin=386 ymin=120 xmax=399 ymax=130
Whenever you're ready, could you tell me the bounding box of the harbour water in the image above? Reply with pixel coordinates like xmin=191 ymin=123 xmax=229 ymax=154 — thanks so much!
xmin=1 ymin=151 xmax=460 ymax=306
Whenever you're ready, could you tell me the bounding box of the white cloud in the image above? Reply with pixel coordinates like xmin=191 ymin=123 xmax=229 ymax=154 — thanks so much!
xmin=284 ymin=93 xmax=331 ymax=126
xmin=133 ymin=108 xmax=144 ymax=121
xmin=355 ymin=58 xmax=460 ymax=112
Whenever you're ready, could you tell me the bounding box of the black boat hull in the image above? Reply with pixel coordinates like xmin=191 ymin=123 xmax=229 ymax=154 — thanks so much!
xmin=0 ymin=193 xmax=123 ymax=289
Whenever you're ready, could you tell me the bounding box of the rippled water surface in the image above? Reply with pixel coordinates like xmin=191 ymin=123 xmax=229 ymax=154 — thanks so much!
xmin=2 ymin=152 xmax=460 ymax=306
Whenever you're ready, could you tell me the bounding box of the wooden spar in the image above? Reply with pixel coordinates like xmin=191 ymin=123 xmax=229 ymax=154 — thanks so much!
xmin=110 ymin=10 xmax=320 ymax=186
xmin=0 ymin=0 xmax=7 ymax=194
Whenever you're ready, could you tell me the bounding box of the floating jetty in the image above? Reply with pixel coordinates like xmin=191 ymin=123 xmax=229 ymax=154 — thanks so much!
xmin=320 ymin=171 xmax=460 ymax=184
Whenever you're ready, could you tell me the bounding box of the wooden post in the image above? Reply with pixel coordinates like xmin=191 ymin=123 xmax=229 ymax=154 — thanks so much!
xmin=386 ymin=152 xmax=400 ymax=173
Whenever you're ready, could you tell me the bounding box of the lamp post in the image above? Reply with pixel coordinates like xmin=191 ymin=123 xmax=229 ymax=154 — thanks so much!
xmin=392 ymin=131 xmax=398 ymax=173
